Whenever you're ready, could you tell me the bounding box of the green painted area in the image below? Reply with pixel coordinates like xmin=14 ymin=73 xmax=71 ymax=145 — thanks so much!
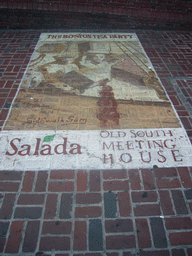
xmin=43 ymin=134 xmax=55 ymax=142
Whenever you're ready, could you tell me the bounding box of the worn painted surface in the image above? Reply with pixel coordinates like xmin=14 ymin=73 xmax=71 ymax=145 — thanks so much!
xmin=1 ymin=33 xmax=191 ymax=170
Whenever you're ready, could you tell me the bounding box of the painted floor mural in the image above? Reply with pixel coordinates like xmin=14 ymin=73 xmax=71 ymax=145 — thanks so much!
xmin=4 ymin=33 xmax=180 ymax=130
xmin=1 ymin=33 xmax=192 ymax=170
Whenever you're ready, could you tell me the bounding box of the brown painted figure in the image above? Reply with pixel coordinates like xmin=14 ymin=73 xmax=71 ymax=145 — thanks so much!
xmin=97 ymin=79 xmax=120 ymax=128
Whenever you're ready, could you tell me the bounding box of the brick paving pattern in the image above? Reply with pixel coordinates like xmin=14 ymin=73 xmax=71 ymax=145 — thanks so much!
xmin=1 ymin=0 xmax=192 ymax=30
xmin=0 ymin=30 xmax=192 ymax=255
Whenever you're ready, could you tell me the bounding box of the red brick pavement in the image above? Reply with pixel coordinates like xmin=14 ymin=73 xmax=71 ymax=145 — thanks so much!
xmin=0 ymin=30 xmax=192 ymax=255
xmin=0 ymin=168 xmax=192 ymax=255
xmin=1 ymin=0 xmax=192 ymax=30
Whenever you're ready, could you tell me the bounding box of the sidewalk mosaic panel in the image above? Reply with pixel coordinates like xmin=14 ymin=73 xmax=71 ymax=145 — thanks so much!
xmin=1 ymin=33 xmax=192 ymax=170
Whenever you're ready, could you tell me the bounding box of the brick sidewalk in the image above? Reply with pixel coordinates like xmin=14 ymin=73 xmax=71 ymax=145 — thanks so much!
xmin=0 ymin=168 xmax=192 ymax=255
xmin=0 ymin=30 xmax=192 ymax=255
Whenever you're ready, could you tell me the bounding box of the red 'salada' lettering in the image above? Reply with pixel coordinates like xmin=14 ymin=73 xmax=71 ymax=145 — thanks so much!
xmin=5 ymin=137 xmax=82 ymax=156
